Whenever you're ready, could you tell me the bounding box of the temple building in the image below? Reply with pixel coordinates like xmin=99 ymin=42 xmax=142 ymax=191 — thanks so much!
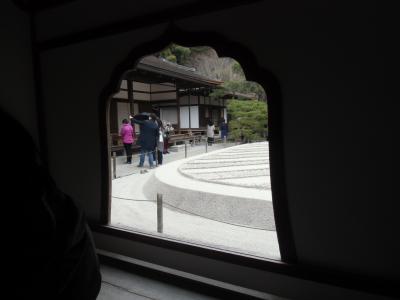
xmin=109 ymin=55 xmax=226 ymax=143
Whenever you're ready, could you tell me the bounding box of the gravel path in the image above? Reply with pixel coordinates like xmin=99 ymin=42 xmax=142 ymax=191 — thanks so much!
xmin=111 ymin=141 xmax=280 ymax=260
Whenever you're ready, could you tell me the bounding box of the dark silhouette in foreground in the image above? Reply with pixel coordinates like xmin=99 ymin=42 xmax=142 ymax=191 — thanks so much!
xmin=1 ymin=108 xmax=101 ymax=299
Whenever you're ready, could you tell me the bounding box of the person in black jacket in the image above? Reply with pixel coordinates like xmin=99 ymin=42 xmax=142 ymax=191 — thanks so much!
xmin=1 ymin=107 xmax=101 ymax=300
xmin=132 ymin=113 xmax=159 ymax=168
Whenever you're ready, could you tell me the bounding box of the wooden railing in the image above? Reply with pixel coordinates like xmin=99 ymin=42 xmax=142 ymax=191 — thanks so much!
xmin=110 ymin=132 xmax=206 ymax=154
xmin=168 ymin=133 xmax=202 ymax=145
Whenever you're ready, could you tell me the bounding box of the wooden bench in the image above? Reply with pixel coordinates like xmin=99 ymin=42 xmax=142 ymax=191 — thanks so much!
xmin=168 ymin=133 xmax=202 ymax=145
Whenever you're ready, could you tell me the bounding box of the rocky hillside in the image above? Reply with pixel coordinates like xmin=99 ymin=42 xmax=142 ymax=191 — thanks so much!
xmin=158 ymin=44 xmax=266 ymax=101
xmin=185 ymin=47 xmax=245 ymax=82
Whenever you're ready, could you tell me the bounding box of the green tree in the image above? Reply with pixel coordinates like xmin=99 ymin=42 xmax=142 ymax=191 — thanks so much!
xmin=227 ymin=100 xmax=268 ymax=142
xmin=232 ymin=61 xmax=245 ymax=77
xmin=173 ymin=45 xmax=191 ymax=64
xmin=159 ymin=44 xmax=191 ymax=65
xmin=210 ymin=80 xmax=266 ymax=101
xmin=158 ymin=46 xmax=176 ymax=62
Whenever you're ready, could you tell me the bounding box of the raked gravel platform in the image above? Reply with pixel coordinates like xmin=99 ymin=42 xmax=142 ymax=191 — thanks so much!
xmin=144 ymin=142 xmax=275 ymax=230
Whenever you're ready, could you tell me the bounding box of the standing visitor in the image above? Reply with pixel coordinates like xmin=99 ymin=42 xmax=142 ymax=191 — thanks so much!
xmin=207 ymin=119 xmax=215 ymax=146
xmin=154 ymin=118 xmax=165 ymax=165
xmin=132 ymin=113 xmax=159 ymax=168
xmin=120 ymin=119 xmax=135 ymax=164
xmin=164 ymin=122 xmax=174 ymax=154
xmin=220 ymin=118 xmax=228 ymax=141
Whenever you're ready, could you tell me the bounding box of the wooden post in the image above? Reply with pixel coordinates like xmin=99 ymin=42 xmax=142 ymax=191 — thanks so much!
xmin=127 ymin=80 xmax=134 ymax=115
xmin=112 ymin=151 xmax=117 ymax=179
xmin=157 ymin=193 xmax=163 ymax=233
xmin=176 ymin=83 xmax=181 ymax=133
xmin=188 ymin=88 xmax=191 ymax=129
xmin=185 ymin=140 xmax=187 ymax=158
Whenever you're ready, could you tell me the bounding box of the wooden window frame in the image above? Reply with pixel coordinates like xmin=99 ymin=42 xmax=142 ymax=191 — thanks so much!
xmin=33 ymin=2 xmax=397 ymax=297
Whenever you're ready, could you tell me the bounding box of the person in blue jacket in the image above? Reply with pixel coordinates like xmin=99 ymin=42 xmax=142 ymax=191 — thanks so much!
xmin=132 ymin=113 xmax=159 ymax=168
xmin=220 ymin=118 xmax=228 ymax=140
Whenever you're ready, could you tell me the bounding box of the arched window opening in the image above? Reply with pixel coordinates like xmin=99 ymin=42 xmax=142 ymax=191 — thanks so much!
xmin=107 ymin=44 xmax=279 ymax=260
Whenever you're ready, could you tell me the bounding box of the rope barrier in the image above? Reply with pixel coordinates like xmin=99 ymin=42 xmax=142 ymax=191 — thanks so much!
xmin=112 ymin=196 xmax=153 ymax=202
xmin=162 ymin=202 xmax=272 ymax=231
xmin=111 ymin=195 xmax=272 ymax=231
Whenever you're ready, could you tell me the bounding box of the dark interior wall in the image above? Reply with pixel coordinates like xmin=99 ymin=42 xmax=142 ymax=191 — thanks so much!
xmin=35 ymin=0 xmax=395 ymax=296
xmin=170 ymin=0 xmax=396 ymax=281
xmin=0 ymin=1 xmax=38 ymax=146
xmin=35 ymin=0 xmax=197 ymax=42
xmin=39 ymin=24 xmax=166 ymax=220
xmin=166 ymin=1 xmax=396 ymax=282
xmin=109 ymin=99 xmax=118 ymax=133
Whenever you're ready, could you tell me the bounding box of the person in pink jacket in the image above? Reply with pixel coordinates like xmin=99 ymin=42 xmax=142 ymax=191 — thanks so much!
xmin=120 ymin=119 xmax=135 ymax=164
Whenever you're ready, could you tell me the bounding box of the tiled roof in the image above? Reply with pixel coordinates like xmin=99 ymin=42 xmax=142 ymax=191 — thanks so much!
xmin=135 ymin=55 xmax=223 ymax=87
